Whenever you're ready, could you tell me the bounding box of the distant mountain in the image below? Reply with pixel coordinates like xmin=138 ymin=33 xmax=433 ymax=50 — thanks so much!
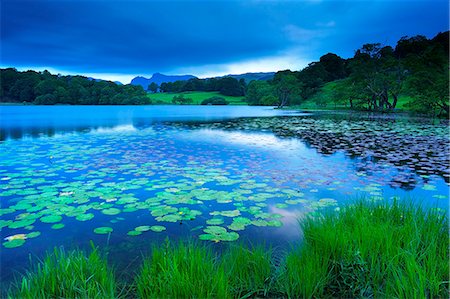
xmin=216 ymin=72 xmax=275 ymax=83
xmin=131 ymin=73 xmax=197 ymax=89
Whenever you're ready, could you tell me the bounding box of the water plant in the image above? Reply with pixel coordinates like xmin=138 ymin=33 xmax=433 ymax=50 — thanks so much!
xmin=135 ymin=240 xmax=230 ymax=298
xmin=9 ymin=244 xmax=116 ymax=298
xmin=280 ymin=200 xmax=449 ymax=298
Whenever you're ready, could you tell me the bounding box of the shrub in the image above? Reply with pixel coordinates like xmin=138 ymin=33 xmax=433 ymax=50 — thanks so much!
xmin=201 ymin=96 xmax=229 ymax=105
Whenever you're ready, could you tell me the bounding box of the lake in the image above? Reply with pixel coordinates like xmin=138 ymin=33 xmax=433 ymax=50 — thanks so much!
xmin=1 ymin=105 xmax=448 ymax=285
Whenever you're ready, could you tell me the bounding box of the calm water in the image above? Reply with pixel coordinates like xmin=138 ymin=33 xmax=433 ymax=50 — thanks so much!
xmin=1 ymin=105 xmax=448 ymax=284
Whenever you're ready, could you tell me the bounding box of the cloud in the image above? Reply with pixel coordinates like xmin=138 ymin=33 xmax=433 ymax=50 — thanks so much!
xmin=284 ymin=25 xmax=320 ymax=42
xmin=175 ymin=51 xmax=311 ymax=78
xmin=1 ymin=0 xmax=447 ymax=78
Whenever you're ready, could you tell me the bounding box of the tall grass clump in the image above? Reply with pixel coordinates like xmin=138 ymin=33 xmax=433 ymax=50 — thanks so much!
xmin=10 ymin=245 xmax=116 ymax=299
xmin=135 ymin=241 xmax=230 ymax=298
xmin=222 ymin=243 xmax=273 ymax=297
xmin=281 ymin=200 xmax=449 ymax=298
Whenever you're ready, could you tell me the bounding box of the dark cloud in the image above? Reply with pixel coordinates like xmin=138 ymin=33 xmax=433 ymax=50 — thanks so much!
xmin=1 ymin=0 xmax=448 ymax=77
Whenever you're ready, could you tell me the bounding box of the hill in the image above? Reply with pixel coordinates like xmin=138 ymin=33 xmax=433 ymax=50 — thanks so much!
xmin=131 ymin=73 xmax=197 ymax=89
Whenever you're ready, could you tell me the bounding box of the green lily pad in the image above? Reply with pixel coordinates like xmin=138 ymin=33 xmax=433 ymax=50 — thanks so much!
xmin=94 ymin=227 xmax=113 ymax=234
xmin=150 ymin=225 xmax=166 ymax=232
xmin=127 ymin=230 xmax=142 ymax=236
xmin=199 ymin=226 xmax=239 ymax=242
xmin=75 ymin=213 xmax=94 ymax=221
xmin=51 ymin=223 xmax=65 ymax=230
xmin=275 ymin=203 xmax=288 ymax=209
xmin=101 ymin=208 xmax=121 ymax=215
xmin=27 ymin=231 xmax=41 ymax=238
xmin=40 ymin=215 xmax=63 ymax=223
xmin=3 ymin=239 xmax=26 ymax=248
xmin=206 ymin=218 xmax=224 ymax=225
xmin=9 ymin=219 xmax=36 ymax=228
xmin=135 ymin=225 xmax=151 ymax=232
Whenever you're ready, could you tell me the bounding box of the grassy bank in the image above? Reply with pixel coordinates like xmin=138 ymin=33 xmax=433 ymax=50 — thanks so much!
xmin=147 ymin=91 xmax=247 ymax=105
xmin=8 ymin=200 xmax=448 ymax=298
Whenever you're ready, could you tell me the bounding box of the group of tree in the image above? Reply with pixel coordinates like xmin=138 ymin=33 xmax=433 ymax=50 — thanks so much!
xmin=159 ymin=77 xmax=246 ymax=96
xmin=0 ymin=69 xmax=149 ymax=105
xmin=245 ymin=31 xmax=449 ymax=117
xmin=245 ymin=52 xmax=349 ymax=108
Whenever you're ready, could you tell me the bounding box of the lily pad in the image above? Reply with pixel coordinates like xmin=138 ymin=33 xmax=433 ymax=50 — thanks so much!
xmin=135 ymin=225 xmax=151 ymax=232
xmin=93 ymin=227 xmax=113 ymax=234
xmin=75 ymin=213 xmax=94 ymax=221
xmin=40 ymin=215 xmax=63 ymax=223
xmin=127 ymin=230 xmax=142 ymax=236
xmin=3 ymin=239 xmax=26 ymax=248
xmin=206 ymin=218 xmax=224 ymax=225
xmin=101 ymin=208 xmax=121 ymax=215
xmin=150 ymin=225 xmax=166 ymax=232
xmin=51 ymin=223 xmax=65 ymax=230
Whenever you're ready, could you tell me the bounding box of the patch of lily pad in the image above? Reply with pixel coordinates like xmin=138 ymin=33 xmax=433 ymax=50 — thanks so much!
xmin=199 ymin=226 xmax=239 ymax=242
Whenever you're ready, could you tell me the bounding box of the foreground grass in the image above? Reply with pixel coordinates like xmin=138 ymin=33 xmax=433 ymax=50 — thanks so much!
xmin=135 ymin=241 xmax=230 ymax=298
xmin=8 ymin=200 xmax=448 ymax=298
xmin=148 ymin=91 xmax=247 ymax=105
xmin=11 ymin=245 xmax=116 ymax=299
xmin=281 ymin=200 xmax=449 ymax=298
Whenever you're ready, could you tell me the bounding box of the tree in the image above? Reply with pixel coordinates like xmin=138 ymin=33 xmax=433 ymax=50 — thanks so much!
xmin=148 ymin=82 xmax=159 ymax=93
xmin=273 ymin=73 xmax=301 ymax=108
xmin=245 ymin=81 xmax=274 ymax=105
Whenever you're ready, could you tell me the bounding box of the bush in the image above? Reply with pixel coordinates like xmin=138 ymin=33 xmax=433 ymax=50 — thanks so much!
xmin=201 ymin=96 xmax=229 ymax=105
xmin=172 ymin=94 xmax=193 ymax=104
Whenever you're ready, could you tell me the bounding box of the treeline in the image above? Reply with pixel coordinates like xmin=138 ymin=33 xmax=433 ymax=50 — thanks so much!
xmin=0 ymin=69 xmax=149 ymax=105
xmin=159 ymin=76 xmax=246 ymax=96
xmin=246 ymin=31 xmax=449 ymax=117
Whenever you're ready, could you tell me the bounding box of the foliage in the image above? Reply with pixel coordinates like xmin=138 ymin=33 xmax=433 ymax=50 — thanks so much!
xmin=246 ymin=31 xmax=448 ymax=116
xmin=9 ymin=244 xmax=116 ymax=299
xmin=135 ymin=240 xmax=231 ymax=299
xmin=171 ymin=94 xmax=193 ymax=104
xmin=0 ymin=68 xmax=149 ymax=105
xmin=147 ymin=82 xmax=158 ymax=93
xmin=201 ymin=96 xmax=229 ymax=105
xmin=160 ymin=76 xmax=246 ymax=97
xmin=280 ymin=200 xmax=449 ymax=298
xmin=245 ymin=80 xmax=275 ymax=105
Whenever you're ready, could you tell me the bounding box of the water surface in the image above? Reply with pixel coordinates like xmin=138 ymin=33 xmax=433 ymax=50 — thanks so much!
xmin=1 ymin=105 xmax=448 ymax=284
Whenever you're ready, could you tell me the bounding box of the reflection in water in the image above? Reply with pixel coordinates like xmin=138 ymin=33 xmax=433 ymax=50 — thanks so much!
xmin=0 ymin=105 xmax=306 ymax=141
xmin=91 ymin=124 xmax=137 ymax=134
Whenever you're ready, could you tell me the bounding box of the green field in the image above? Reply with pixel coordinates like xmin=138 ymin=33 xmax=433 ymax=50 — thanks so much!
xmin=148 ymin=91 xmax=247 ymax=105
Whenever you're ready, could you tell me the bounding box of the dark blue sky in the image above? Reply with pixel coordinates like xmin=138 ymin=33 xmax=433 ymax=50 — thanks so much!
xmin=1 ymin=0 xmax=448 ymax=83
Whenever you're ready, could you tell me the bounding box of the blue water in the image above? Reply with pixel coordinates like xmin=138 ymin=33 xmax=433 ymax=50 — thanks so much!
xmin=0 ymin=105 xmax=448 ymax=284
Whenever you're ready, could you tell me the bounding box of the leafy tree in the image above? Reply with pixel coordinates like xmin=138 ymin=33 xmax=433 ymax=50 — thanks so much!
xmin=245 ymin=81 xmax=274 ymax=105
xmin=273 ymin=72 xmax=301 ymax=108
xmin=148 ymin=82 xmax=159 ymax=93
